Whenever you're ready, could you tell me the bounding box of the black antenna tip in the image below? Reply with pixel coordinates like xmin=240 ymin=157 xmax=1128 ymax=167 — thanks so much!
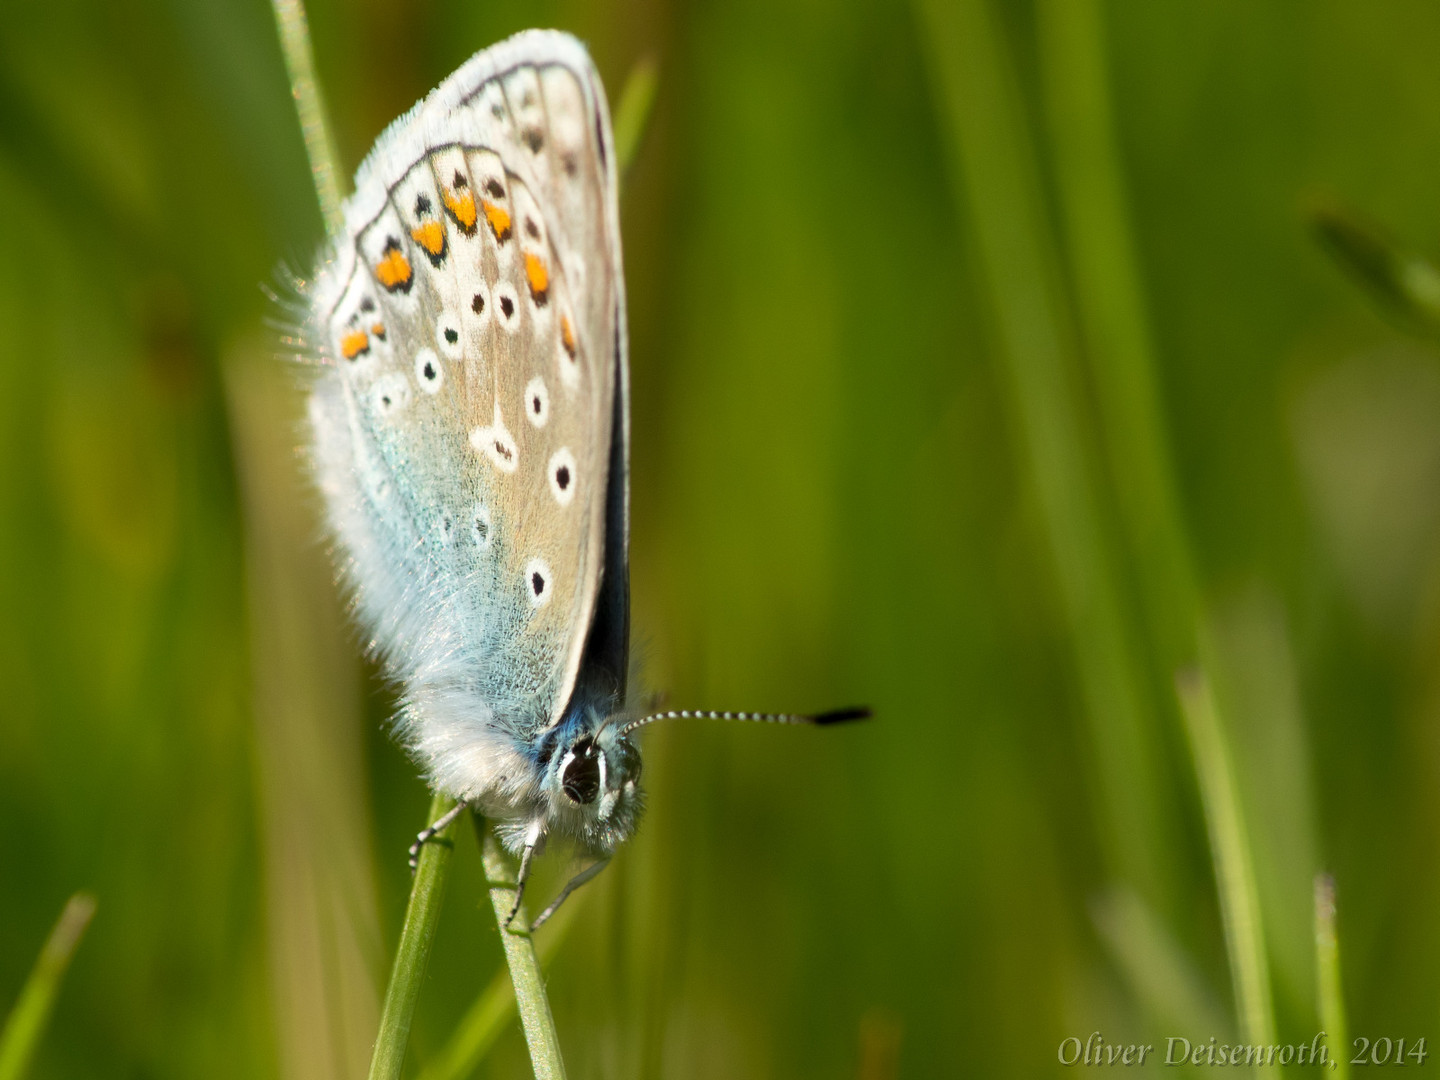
xmin=810 ymin=706 xmax=872 ymax=726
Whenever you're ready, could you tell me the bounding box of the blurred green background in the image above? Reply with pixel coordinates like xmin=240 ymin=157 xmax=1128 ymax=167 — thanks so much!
xmin=3 ymin=0 xmax=1440 ymax=1076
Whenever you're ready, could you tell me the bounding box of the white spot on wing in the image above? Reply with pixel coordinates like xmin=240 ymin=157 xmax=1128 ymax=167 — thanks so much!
xmin=469 ymin=400 xmax=518 ymax=473
xmin=557 ymin=332 xmax=580 ymax=389
xmin=436 ymin=312 xmax=464 ymax=360
xmin=494 ymin=281 xmax=521 ymax=332
xmin=524 ymin=557 xmax=553 ymax=607
xmin=415 ymin=347 xmax=443 ymax=393
xmin=466 ymin=280 xmax=492 ymax=328
xmin=548 ymin=447 xmax=576 ymax=506
xmin=472 ymin=503 xmax=492 ymax=548
xmin=371 ymin=373 xmax=411 ymax=416
xmin=524 ymin=376 xmax=550 ymax=427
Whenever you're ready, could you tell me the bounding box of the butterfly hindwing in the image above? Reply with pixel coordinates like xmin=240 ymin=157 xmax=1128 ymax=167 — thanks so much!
xmin=308 ymin=31 xmax=625 ymax=799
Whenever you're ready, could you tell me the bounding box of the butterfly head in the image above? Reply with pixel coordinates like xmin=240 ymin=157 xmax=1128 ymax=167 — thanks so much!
xmin=540 ymin=713 xmax=644 ymax=854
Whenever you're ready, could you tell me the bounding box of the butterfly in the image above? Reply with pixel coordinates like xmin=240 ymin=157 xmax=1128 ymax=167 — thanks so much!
xmin=303 ymin=29 xmax=867 ymax=927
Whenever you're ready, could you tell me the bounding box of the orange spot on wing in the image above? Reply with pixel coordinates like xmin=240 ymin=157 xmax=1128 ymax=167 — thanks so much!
xmin=371 ymin=322 xmax=386 ymax=340
xmin=524 ymin=252 xmax=550 ymax=304
xmin=340 ymin=329 xmax=370 ymax=360
xmin=374 ymin=243 xmax=413 ymax=292
xmin=410 ymin=220 xmax=446 ymax=259
xmin=482 ymin=200 xmax=512 ymax=242
xmin=444 ymin=189 xmax=477 ymax=233
xmin=560 ymin=315 xmax=577 ymax=358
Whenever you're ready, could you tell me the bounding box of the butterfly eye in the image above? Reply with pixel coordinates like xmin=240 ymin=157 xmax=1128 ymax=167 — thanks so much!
xmin=560 ymin=739 xmax=601 ymax=804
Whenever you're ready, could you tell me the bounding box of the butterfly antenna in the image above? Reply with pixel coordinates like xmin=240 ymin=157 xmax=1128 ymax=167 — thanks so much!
xmin=619 ymin=706 xmax=871 ymax=737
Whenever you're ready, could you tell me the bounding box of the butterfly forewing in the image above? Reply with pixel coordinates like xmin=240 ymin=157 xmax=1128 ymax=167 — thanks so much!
xmin=309 ymin=33 xmax=623 ymax=781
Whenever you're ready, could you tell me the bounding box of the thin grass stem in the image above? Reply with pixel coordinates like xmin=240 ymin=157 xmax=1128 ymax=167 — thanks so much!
xmin=271 ymin=0 xmax=347 ymax=238
xmin=0 ymin=892 xmax=97 ymax=1080
xmin=1315 ymin=874 xmax=1349 ymax=1080
xmin=1176 ymin=670 xmax=1276 ymax=1058
xmin=368 ymin=792 xmax=461 ymax=1080
xmin=474 ymin=815 xmax=567 ymax=1080
xmin=417 ymin=875 xmax=582 ymax=1080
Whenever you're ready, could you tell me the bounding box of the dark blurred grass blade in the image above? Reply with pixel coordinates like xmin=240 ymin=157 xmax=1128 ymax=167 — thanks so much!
xmin=226 ymin=341 xmax=383 ymax=1080
xmin=1315 ymin=875 xmax=1349 ymax=1080
xmin=612 ymin=56 xmax=658 ymax=184
xmin=0 ymin=892 xmax=96 ymax=1080
xmin=0 ymin=71 xmax=147 ymax=254
xmin=913 ymin=0 xmax=1175 ymax=910
xmin=369 ymin=792 xmax=461 ymax=1080
xmin=1175 ymin=670 xmax=1276 ymax=1053
xmin=1310 ymin=200 xmax=1440 ymax=335
xmin=416 ymin=878 xmax=584 ymax=1080
xmin=475 ymin=817 xmax=567 ymax=1080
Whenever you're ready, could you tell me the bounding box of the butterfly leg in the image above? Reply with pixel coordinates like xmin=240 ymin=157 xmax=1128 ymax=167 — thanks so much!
xmin=531 ymin=858 xmax=610 ymax=929
xmin=504 ymin=819 xmax=546 ymax=927
xmin=407 ymin=799 xmax=469 ymax=871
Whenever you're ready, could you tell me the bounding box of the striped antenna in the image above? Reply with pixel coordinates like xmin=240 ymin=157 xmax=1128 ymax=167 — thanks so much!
xmin=619 ymin=706 xmax=871 ymax=737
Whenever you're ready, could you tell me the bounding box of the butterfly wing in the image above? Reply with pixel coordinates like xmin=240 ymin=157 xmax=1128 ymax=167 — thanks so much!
xmin=307 ymin=31 xmax=627 ymax=800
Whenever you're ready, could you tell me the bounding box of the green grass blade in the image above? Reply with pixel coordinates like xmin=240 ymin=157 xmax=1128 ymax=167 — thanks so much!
xmin=475 ymin=817 xmax=567 ymax=1080
xmin=417 ymin=878 xmax=582 ymax=1080
xmin=271 ymin=0 xmax=347 ymax=238
xmin=415 ymin=968 xmax=513 ymax=1080
xmin=612 ymin=57 xmax=659 ymax=185
xmin=1176 ymin=670 xmax=1276 ymax=1059
xmin=914 ymin=0 xmax=1172 ymax=908
xmin=1034 ymin=0 xmax=1201 ymax=666
xmin=1034 ymin=5 xmax=1314 ymax=1045
xmin=1091 ymin=888 xmax=1230 ymax=1039
xmin=1315 ymin=874 xmax=1349 ymax=1079
xmin=0 ymin=892 xmax=97 ymax=1080
xmin=369 ymin=793 xmax=461 ymax=1080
